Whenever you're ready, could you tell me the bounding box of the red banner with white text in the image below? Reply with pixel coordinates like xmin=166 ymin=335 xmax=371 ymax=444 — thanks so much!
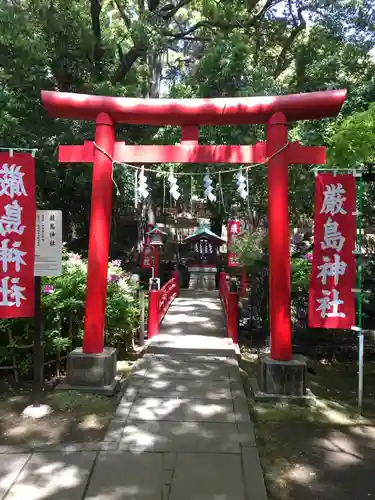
xmin=0 ymin=153 xmax=36 ymax=318
xmin=227 ymin=219 xmax=241 ymax=268
xmin=140 ymin=223 xmax=154 ymax=268
xmin=308 ymin=173 xmax=356 ymax=329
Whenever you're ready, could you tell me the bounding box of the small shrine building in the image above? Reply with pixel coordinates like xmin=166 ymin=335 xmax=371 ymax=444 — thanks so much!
xmin=182 ymin=223 xmax=224 ymax=290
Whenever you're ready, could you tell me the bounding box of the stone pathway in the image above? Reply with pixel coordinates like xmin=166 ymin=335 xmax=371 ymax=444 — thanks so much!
xmin=0 ymin=291 xmax=267 ymax=499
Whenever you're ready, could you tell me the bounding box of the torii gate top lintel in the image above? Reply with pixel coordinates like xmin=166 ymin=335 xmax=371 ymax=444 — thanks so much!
xmin=41 ymin=89 xmax=347 ymax=126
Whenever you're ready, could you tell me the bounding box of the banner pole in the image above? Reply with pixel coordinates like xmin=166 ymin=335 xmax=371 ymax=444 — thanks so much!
xmin=356 ymin=172 xmax=364 ymax=414
xmin=33 ymin=276 xmax=44 ymax=406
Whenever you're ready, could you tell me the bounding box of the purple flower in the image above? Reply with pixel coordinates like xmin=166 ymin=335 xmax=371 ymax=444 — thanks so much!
xmin=111 ymin=260 xmax=122 ymax=267
xmin=108 ymin=274 xmax=120 ymax=283
xmin=303 ymin=252 xmax=313 ymax=262
xmin=43 ymin=285 xmax=54 ymax=294
xmin=70 ymin=253 xmax=81 ymax=261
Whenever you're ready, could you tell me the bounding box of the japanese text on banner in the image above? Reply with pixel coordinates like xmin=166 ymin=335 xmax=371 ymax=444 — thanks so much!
xmin=308 ymin=173 xmax=356 ymax=328
xmin=0 ymin=154 xmax=36 ymax=318
xmin=227 ymin=220 xmax=241 ymax=268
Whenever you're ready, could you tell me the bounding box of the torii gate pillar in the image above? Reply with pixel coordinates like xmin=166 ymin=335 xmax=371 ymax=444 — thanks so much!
xmin=84 ymin=113 xmax=115 ymax=354
xmin=267 ymin=112 xmax=291 ymax=361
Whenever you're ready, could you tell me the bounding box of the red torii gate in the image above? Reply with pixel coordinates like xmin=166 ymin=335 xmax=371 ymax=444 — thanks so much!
xmin=41 ymin=89 xmax=347 ymax=361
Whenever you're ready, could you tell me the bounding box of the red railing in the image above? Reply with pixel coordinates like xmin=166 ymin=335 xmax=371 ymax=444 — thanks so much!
xmin=148 ymin=271 xmax=179 ymax=338
xmin=159 ymin=275 xmax=178 ymax=322
xmin=219 ymin=272 xmax=239 ymax=344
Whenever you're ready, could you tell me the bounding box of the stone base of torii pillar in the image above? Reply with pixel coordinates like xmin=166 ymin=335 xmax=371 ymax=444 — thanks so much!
xmin=250 ymin=354 xmax=316 ymax=406
xmin=57 ymin=347 xmax=120 ymax=395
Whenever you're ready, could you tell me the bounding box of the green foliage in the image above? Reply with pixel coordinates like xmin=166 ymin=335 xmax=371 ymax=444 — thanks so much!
xmin=231 ymin=230 xmax=266 ymax=273
xmin=0 ymin=249 xmax=140 ymax=375
xmin=234 ymin=229 xmax=312 ymax=292
xmin=328 ymin=103 xmax=375 ymax=168
xmin=291 ymin=257 xmax=312 ymax=295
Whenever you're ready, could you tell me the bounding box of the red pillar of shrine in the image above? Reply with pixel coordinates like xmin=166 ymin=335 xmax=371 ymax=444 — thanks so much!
xmin=83 ymin=112 xmax=115 ymax=354
xmin=267 ymin=112 xmax=292 ymax=361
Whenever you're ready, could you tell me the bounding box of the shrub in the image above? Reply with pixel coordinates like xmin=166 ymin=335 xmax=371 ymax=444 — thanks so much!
xmin=291 ymin=254 xmax=312 ymax=296
xmin=0 ymin=248 xmax=140 ymax=376
xmin=231 ymin=228 xmax=267 ymax=273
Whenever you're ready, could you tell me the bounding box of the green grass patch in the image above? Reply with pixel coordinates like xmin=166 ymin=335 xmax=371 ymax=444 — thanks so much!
xmin=47 ymin=390 xmax=113 ymax=413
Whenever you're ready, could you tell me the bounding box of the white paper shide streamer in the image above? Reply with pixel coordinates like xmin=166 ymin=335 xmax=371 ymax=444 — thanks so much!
xmin=168 ymin=171 xmax=180 ymax=200
xmin=195 ymin=239 xmax=213 ymax=255
xmin=203 ymin=174 xmax=216 ymax=202
xmin=236 ymin=171 xmax=248 ymax=199
xmin=137 ymin=166 xmax=149 ymax=200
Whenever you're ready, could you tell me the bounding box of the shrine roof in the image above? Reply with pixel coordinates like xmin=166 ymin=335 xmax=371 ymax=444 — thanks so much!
xmin=182 ymin=227 xmax=225 ymax=244
xmin=146 ymin=226 xmax=168 ymax=235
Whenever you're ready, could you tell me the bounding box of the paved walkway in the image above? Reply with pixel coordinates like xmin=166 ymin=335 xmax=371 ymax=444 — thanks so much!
xmin=0 ymin=291 xmax=267 ymax=499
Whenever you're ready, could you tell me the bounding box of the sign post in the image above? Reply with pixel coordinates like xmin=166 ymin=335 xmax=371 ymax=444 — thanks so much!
xmin=356 ymin=173 xmax=364 ymax=413
xmin=34 ymin=210 xmax=63 ymax=276
xmin=32 ymin=210 xmax=63 ymax=410
xmin=33 ymin=275 xmax=43 ymax=405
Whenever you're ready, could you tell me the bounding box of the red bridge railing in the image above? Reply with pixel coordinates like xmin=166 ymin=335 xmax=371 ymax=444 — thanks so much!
xmin=148 ymin=271 xmax=179 ymax=338
xmin=219 ymin=272 xmax=239 ymax=344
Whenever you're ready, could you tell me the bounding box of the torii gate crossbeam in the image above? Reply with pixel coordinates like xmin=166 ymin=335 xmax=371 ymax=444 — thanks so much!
xmin=41 ymin=89 xmax=347 ymax=362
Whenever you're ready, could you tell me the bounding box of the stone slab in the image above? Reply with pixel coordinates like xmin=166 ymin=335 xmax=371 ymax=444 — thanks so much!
xmin=0 ymin=454 xmax=30 ymax=499
xmin=4 ymin=452 xmax=96 ymax=500
xmin=232 ymin=394 xmax=252 ymax=423
xmin=169 ymin=453 xmax=246 ymax=500
xmin=145 ymin=353 xmax=238 ymax=365
xmin=147 ymin=334 xmax=236 ymax=357
xmin=140 ymin=361 xmax=233 ymax=381
xmin=237 ymin=422 xmax=256 ymax=446
xmin=57 ymin=377 xmax=120 ymax=396
xmin=0 ymin=442 xmax=118 ymax=455
xmin=103 ymin=418 xmax=127 ymax=442
xmin=188 ymin=267 xmax=217 ymax=273
xmin=128 ymin=397 xmax=236 ymax=423
xmin=120 ymin=420 xmax=251 ymax=453
xmin=241 ymin=446 xmax=268 ymax=500
xmin=147 ymin=344 xmax=237 ymax=358
xmin=129 ymin=357 xmax=152 ymax=375
xmin=134 ymin=378 xmax=232 ymax=400
xmin=250 ymin=377 xmax=316 ymax=406
xmin=85 ymin=451 xmax=163 ymax=500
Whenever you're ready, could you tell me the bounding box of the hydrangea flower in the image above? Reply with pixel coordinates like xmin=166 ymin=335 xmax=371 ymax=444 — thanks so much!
xmin=303 ymin=252 xmax=313 ymax=262
xmin=108 ymin=274 xmax=120 ymax=283
xmin=43 ymin=284 xmax=54 ymax=294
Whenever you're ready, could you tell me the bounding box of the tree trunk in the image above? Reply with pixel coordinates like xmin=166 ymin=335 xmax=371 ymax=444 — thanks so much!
xmin=90 ymin=0 xmax=104 ymax=80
